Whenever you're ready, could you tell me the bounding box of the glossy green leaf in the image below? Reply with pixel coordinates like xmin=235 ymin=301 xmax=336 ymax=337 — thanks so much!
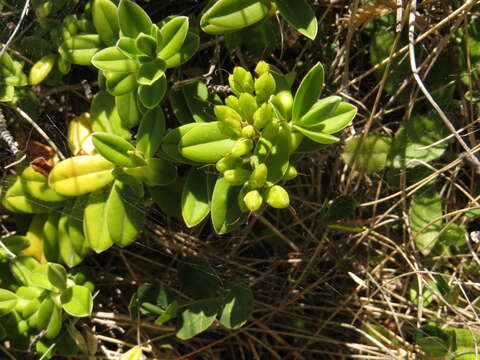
xmin=28 ymin=54 xmax=56 ymax=85
xmin=105 ymin=71 xmax=138 ymax=96
xmin=92 ymin=47 xmax=139 ymax=73
xmin=136 ymin=106 xmax=165 ymax=158
xmin=165 ymin=32 xmax=199 ymax=68
xmin=20 ymin=167 xmax=66 ymax=202
xmin=48 ymin=155 xmax=116 ymax=196
xmin=118 ymin=0 xmax=152 ymax=38
xmin=59 ymin=35 xmax=101 ymax=65
xmin=60 ymin=285 xmax=93 ymax=317
xmin=115 ymin=91 xmax=140 ymax=128
xmin=219 ymin=282 xmax=253 ymax=329
xmin=117 ymin=37 xmax=140 ymax=57
xmin=312 ymin=102 xmax=357 ymax=134
xmin=92 ymin=0 xmax=119 ymax=46
xmin=292 ymin=124 xmax=339 ymax=144
xmin=201 ymin=0 xmax=271 ymax=34
xmin=295 ymin=96 xmax=341 ymax=127
xmin=1 ymin=176 xmax=60 ymax=214
xmin=176 ymin=298 xmax=222 ymax=340
xmin=179 ymin=121 xmax=236 ymax=163
xmin=149 ymin=181 xmax=184 ymax=218
xmin=388 ymin=114 xmax=449 ymax=168
xmin=106 ymin=181 xmax=144 ymax=247
xmin=0 ymin=236 xmax=30 ymax=259
xmin=341 ymin=134 xmax=392 ymax=173
xmin=47 ymin=263 xmax=67 ymax=290
xmin=84 ymin=186 xmax=113 ymax=253
xmin=135 ymin=33 xmax=156 ymax=58
xmin=43 ymin=212 xmax=60 ymax=262
xmin=67 ymin=196 xmax=90 ymax=258
xmin=292 ymin=63 xmax=324 ymax=122
xmin=136 ymin=58 xmax=165 ymax=86
xmin=45 ymin=302 xmax=62 ymax=339
xmin=58 ymin=214 xmax=85 ymax=267
xmin=124 ymin=157 xmax=176 ymax=186
xmin=137 ymin=75 xmax=167 ymax=109
xmin=157 ymin=16 xmax=189 ymax=60
xmin=273 ymin=0 xmax=318 ymax=39
xmin=410 ymin=186 xmax=443 ymax=256
xmin=181 ymin=169 xmax=215 ymax=228
xmin=211 ymin=177 xmax=246 ymax=234
xmin=177 ymin=255 xmax=220 ymax=298
xmin=161 ymin=123 xmax=203 ymax=164
xmin=0 ymin=289 xmax=17 ymax=316
xmin=265 ymin=128 xmax=290 ymax=183
xmin=91 ymin=90 xmax=130 ymax=138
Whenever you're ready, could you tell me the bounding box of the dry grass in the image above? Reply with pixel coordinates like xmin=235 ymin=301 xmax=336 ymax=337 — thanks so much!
xmin=1 ymin=0 xmax=480 ymax=359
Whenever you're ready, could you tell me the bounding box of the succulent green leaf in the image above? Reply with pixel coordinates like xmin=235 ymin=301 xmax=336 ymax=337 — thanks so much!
xmin=178 ymin=256 xmax=221 ymax=298
xmin=219 ymin=282 xmax=253 ymax=329
xmin=59 ymin=35 xmax=101 ymax=65
xmin=179 ymin=121 xmax=236 ymax=163
xmin=273 ymin=0 xmax=318 ymax=40
xmin=416 ymin=336 xmax=449 ymax=357
xmin=0 ymin=289 xmax=17 ymax=316
xmin=115 ymin=91 xmax=140 ymax=128
xmin=292 ymin=124 xmax=339 ymax=144
xmin=182 ymin=169 xmax=215 ymax=228
xmin=149 ymin=181 xmax=184 ymax=218
xmin=43 ymin=212 xmax=60 ymax=262
xmin=182 ymin=81 xmax=222 ymax=123
xmin=58 ymin=214 xmax=85 ymax=267
xmin=48 ymin=155 xmax=116 ymax=196
xmin=295 ymin=96 xmax=341 ymax=126
xmin=341 ymin=135 xmax=392 ymax=173
xmin=20 ymin=166 xmax=66 ymax=202
xmin=91 ymin=90 xmax=130 ymax=138
xmin=92 ymin=47 xmax=139 ymax=73
xmin=265 ymin=128 xmax=290 ymax=183
xmin=311 ymin=102 xmax=357 ymax=134
xmin=161 ymin=123 xmax=202 ymax=163
xmin=137 ymin=75 xmax=167 ymax=109
xmin=1 ymin=176 xmax=61 ymax=214
xmin=124 ymin=157 xmax=176 ymax=186
xmin=164 ymin=32 xmax=199 ymax=68
xmin=157 ymin=16 xmax=189 ymax=60
xmin=211 ymin=177 xmax=246 ymax=234
xmin=410 ymin=186 xmax=443 ymax=256
xmin=105 ymin=71 xmax=138 ymax=96
xmin=60 ymin=285 xmax=93 ymax=317
xmin=176 ymin=298 xmax=222 ymax=340
xmin=169 ymin=86 xmax=194 ymax=124
xmin=106 ymin=181 xmax=144 ymax=247
xmin=0 ymin=236 xmax=30 ymax=259
xmin=84 ymin=186 xmax=113 ymax=253
xmin=201 ymin=0 xmax=271 ymax=34
xmin=92 ymin=0 xmax=119 ymax=46
xmin=116 ymin=37 xmax=141 ymax=57
xmin=118 ymin=0 xmax=152 ymax=38
xmin=47 ymin=263 xmax=67 ymax=290
xmin=292 ymin=63 xmax=324 ymax=122
xmin=136 ymin=58 xmax=165 ymax=86
xmin=135 ymin=33 xmax=156 ymax=58
xmin=136 ymin=106 xmax=166 ymax=158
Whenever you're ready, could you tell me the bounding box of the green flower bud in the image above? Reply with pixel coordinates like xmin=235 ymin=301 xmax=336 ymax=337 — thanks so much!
xmin=63 ymin=15 xmax=79 ymax=36
xmin=255 ymin=61 xmax=270 ymax=77
xmin=253 ymin=103 xmax=273 ymax=130
xmin=232 ymin=138 xmax=254 ymax=157
xmin=216 ymin=155 xmax=239 ymax=173
xmin=249 ymin=163 xmax=268 ymax=188
xmin=265 ymin=185 xmax=290 ymax=209
xmin=214 ymin=105 xmax=242 ymax=136
xmin=243 ymin=190 xmax=263 ymax=212
xmin=270 ymin=90 xmax=294 ymax=120
xmin=29 ymin=54 xmax=56 ymax=85
xmin=225 ymin=95 xmax=241 ymax=113
xmin=238 ymin=93 xmax=258 ymax=123
xmin=283 ymin=164 xmax=298 ymax=181
xmin=255 ymin=72 xmax=276 ymax=102
xmin=242 ymin=125 xmax=256 ymax=138
xmin=224 ymin=168 xmax=251 ymax=185
xmin=229 ymin=67 xmax=254 ymax=95
xmin=262 ymin=121 xmax=279 ymax=141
